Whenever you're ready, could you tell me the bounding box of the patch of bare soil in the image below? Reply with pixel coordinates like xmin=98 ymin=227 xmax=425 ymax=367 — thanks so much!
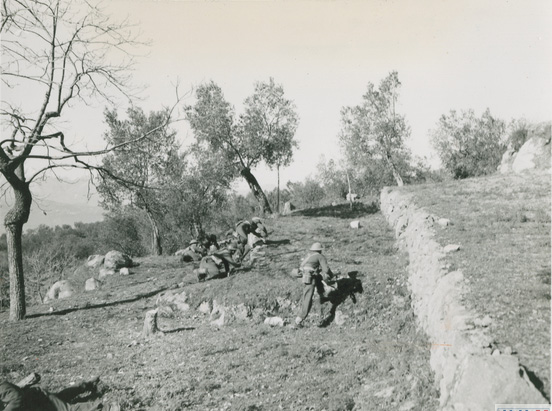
xmin=1 ymin=208 xmax=439 ymax=410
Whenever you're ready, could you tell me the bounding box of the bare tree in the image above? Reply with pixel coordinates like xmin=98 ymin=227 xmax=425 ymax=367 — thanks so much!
xmin=0 ymin=0 xmax=159 ymax=320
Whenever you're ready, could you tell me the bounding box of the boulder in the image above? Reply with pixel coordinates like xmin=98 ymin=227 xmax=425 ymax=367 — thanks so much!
xmin=44 ymin=280 xmax=75 ymax=302
xmin=437 ymin=218 xmax=451 ymax=227
xmin=98 ymin=268 xmax=116 ymax=279
xmin=119 ymin=267 xmax=130 ymax=276
xmin=198 ymin=301 xmax=212 ymax=314
xmin=156 ymin=290 xmax=190 ymax=313
xmin=350 ymin=220 xmax=362 ymax=229
xmin=444 ymin=244 xmax=461 ymax=253
xmin=264 ymin=316 xmax=285 ymax=327
xmin=84 ymin=278 xmax=101 ymax=291
xmin=86 ymin=255 xmax=104 ymax=268
xmin=103 ymin=250 xmax=133 ymax=270
xmin=499 ymin=122 xmax=551 ymax=173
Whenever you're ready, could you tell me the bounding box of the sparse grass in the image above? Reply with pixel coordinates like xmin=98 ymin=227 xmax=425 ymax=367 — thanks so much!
xmin=401 ymin=170 xmax=551 ymax=399
xmin=0 ymin=207 xmax=438 ymax=410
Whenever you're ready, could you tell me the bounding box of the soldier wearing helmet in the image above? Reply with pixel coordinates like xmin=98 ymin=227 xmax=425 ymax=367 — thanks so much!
xmin=178 ymin=239 xmax=207 ymax=262
xmin=293 ymin=242 xmax=335 ymax=328
xmin=196 ymin=243 xmax=240 ymax=282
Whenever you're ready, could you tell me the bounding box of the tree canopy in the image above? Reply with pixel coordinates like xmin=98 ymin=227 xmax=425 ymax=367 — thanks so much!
xmin=430 ymin=108 xmax=506 ymax=179
xmin=339 ymin=71 xmax=411 ymax=187
xmin=186 ymin=78 xmax=298 ymax=214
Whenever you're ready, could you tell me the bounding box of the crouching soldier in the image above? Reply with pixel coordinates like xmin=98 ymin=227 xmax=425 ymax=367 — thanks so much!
xmin=293 ymin=242 xmax=335 ymax=328
xmin=196 ymin=244 xmax=240 ymax=282
xmin=251 ymin=217 xmax=268 ymax=240
xmin=178 ymin=239 xmax=206 ymax=262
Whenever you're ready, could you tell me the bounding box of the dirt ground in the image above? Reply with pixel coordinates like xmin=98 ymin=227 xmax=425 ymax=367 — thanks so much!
xmin=1 ymin=208 xmax=439 ymax=410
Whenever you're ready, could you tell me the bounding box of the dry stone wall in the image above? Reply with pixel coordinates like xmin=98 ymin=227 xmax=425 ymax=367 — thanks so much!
xmin=380 ymin=187 xmax=547 ymax=410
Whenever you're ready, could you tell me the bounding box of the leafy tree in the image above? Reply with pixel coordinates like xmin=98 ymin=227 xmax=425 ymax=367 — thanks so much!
xmin=159 ymin=148 xmax=233 ymax=252
xmin=287 ymin=179 xmax=326 ymax=208
xmin=242 ymin=78 xmax=299 ymax=212
xmin=339 ymin=71 xmax=411 ymax=186
xmin=97 ymin=107 xmax=179 ymax=255
xmin=186 ymin=78 xmax=299 ymax=214
xmin=430 ymin=108 xmax=506 ymax=179
xmin=316 ymin=157 xmax=348 ymax=202
xmin=0 ymin=0 xmax=148 ymax=320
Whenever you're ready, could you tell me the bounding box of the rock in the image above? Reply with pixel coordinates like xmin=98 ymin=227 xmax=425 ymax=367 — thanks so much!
xmin=334 ymin=310 xmax=349 ymax=326
xmin=282 ymin=201 xmax=296 ymax=215
xmin=437 ymin=218 xmax=451 ymax=227
xmin=491 ymin=349 xmax=501 ymax=356
xmin=233 ymin=303 xmax=250 ymax=321
xmin=452 ymin=355 xmax=547 ymax=406
xmin=119 ymin=267 xmax=130 ymax=276
xmin=350 ymin=220 xmax=361 ymax=229
xmin=264 ymin=316 xmax=285 ymax=327
xmin=210 ymin=311 xmax=229 ymax=327
xmin=474 ymin=315 xmax=492 ymax=327
xmin=98 ymin=268 xmax=116 ymax=279
xmin=84 ymin=278 xmax=101 ymax=291
xmin=156 ymin=290 xmax=190 ymax=313
xmin=198 ymin=301 xmax=212 ymax=314
xmin=503 ymin=346 xmax=513 ymax=355
xmin=103 ymin=250 xmax=133 ymax=270
xmin=499 ymin=122 xmax=551 ymax=173
xmin=86 ymin=254 xmax=104 ymax=268
xmin=44 ymin=280 xmax=75 ymax=302
xmin=443 ymin=244 xmax=461 ymax=253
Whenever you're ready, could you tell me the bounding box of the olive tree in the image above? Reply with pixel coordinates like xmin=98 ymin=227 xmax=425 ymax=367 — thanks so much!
xmin=339 ymin=71 xmax=411 ymax=187
xmin=430 ymin=108 xmax=506 ymax=179
xmin=186 ymin=78 xmax=299 ymax=214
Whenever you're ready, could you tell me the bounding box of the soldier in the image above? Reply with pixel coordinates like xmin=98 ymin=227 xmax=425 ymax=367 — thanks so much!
xmin=0 ymin=376 xmax=119 ymax=411
xmin=293 ymin=242 xmax=335 ymax=328
xmin=178 ymin=239 xmax=206 ymax=262
xmin=196 ymin=244 xmax=240 ymax=281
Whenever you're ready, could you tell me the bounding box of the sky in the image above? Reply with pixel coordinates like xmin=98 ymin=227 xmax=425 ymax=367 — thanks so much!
xmin=2 ymin=0 xmax=552 ymax=205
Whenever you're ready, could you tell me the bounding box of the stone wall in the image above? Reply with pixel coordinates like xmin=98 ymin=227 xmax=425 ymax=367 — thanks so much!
xmin=380 ymin=187 xmax=547 ymax=410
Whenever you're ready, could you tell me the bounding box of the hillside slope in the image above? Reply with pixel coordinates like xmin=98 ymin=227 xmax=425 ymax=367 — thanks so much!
xmin=0 ymin=208 xmax=438 ymax=410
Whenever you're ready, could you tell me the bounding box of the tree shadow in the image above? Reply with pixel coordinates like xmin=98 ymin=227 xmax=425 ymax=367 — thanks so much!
xmin=162 ymin=326 xmax=195 ymax=334
xmin=292 ymin=202 xmax=379 ymax=219
xmin=265 ymin=239 xmax=291 ymax=246
xmin=318 ymin=273 xmax=364 ymax=327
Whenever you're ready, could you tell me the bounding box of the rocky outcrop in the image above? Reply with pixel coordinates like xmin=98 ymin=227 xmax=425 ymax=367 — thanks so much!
xmin=44 ymin=280 xmax=75 ymax=302
xmin=380 ymin=187 xmax=546 ymax=410
xmin=103 ymin=250 xmax=133 ymax=270
xmin=499 ymin=122 xmax=551 ymax=174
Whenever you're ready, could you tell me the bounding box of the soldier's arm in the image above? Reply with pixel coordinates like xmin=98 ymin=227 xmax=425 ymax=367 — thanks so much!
xmin=318 ymin=255 xmax=333 ymax=280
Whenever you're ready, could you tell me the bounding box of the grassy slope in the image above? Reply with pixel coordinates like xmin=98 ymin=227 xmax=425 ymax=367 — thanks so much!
xmin=1 ymin=209 xmax=438 ymax=411
xmin=401 ymin=171 xmax=551 ymax=399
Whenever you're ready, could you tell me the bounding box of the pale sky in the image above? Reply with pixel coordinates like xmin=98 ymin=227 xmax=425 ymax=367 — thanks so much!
xmin=3 ymin=0 xmax=552 ymax=199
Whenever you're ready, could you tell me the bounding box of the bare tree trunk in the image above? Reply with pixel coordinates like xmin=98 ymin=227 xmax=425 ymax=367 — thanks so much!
xmin=240 ymin=167 xmax=272 ymax=214
xmin=385 ymin=152 xmax=404 ymax=187
xmin=277 ymin=164 xmax=280 ymax=213
xmin=4 ymin=180 xmax=32 ymax=321
xmin=145 ymin=209 xmax=162 ymax=256
xmin=346 ymin=169 xmax=353 ymax=210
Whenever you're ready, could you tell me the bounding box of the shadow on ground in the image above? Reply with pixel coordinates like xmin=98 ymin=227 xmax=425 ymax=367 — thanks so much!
xmin=292 ymin=202 xmax=379 ymax=219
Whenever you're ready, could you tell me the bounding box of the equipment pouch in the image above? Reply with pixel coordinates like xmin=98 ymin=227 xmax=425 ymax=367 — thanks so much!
xmin=302 ymin=270 xmax=312 ymax=284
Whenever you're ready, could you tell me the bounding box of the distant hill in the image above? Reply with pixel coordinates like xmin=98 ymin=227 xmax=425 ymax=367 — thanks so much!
xmin=0 ymin=178 xmax=105 ymax=234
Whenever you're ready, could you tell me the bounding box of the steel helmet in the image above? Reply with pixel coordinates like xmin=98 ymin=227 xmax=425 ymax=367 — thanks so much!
xmin=310 ymin=242 xmax=323 ymax=251
xmin=252 ymin=217 xmax=261 ymax=223
xmin=190 ymin=239 xmax=198 ymax=245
